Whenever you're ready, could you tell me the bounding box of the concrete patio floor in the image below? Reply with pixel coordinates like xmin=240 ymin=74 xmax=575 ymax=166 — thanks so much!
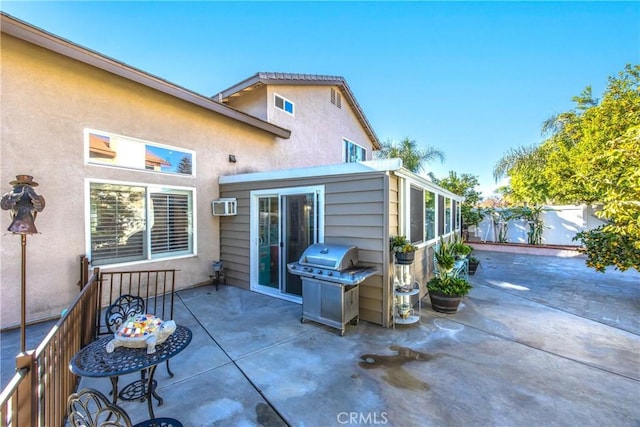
xmin=3 ymin=250 xmax=640 ymax=426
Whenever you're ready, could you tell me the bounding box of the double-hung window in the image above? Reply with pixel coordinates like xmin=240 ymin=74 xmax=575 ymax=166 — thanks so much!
xmin=89 ymin=182 xmax=194 ymax=266
xmin=344 ymin=139 xmax=366 ymax=163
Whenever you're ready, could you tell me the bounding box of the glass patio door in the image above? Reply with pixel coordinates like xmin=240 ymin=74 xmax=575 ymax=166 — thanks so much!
xmin=252 ymin=187 xmax=323 ymax=303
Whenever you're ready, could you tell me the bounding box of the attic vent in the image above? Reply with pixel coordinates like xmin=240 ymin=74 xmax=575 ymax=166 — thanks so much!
xmin=330 ymin=88 xmax=342 ymax=109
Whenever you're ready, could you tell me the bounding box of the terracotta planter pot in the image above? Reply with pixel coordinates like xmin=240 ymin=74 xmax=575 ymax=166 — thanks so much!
xmin=395 ymin=251 xmax=415 ymax=265
xmin=428 ymin=292 xmax=463 ymax=313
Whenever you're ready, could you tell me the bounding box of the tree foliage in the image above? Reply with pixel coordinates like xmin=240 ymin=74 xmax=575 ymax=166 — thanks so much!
xmin=493 ymin=64 xmax=640 ymax=272
xmin=375 ymin=137 xmax=445 ymax=173
xmin=434 ymin=171 xmax=484 ymax=229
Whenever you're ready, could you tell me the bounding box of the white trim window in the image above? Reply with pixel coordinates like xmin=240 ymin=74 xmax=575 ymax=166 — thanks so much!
xmin=85 ymin=129 xmax=195 ymax=176
xmin=343 ymin=139 xmax=366 ymax=163
xmin=425 ymin=189 xmax=437 ymax=241
xmin=274 ymin=93 xmax=294 ymax=115
xmin=88 ymin=181 xmax=194 ymax=266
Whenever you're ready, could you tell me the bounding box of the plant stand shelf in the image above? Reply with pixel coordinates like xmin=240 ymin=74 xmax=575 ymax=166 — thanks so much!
xmin=392 ymin=262 xmax=421 ymax=328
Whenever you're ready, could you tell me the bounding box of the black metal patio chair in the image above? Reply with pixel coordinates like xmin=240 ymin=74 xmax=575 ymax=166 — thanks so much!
xmin=67 ymin=388 xmax=182 ymax=427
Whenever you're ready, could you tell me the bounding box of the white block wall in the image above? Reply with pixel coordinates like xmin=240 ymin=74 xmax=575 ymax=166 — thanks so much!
xmin=471 ymin=205 xmax=607 ymax=246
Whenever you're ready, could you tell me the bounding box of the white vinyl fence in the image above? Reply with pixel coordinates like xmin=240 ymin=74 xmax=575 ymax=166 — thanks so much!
xmin=470 ymin=205 xmax=607 ymax=246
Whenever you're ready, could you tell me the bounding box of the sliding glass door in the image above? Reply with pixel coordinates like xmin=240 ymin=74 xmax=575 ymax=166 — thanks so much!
xmin=251 ymin=186 xmax=323 ymax=303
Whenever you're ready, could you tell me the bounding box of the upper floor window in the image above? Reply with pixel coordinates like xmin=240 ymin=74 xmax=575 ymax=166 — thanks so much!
xmin=344 ymin=139 xmax=366 ymax=163
xmin=89 ymin=181 xmax=194 ymax=266
xmin=274 ymin=93 xmax=294 ymax=115
xmin=86 ymin=129 xmax=194 ymax=176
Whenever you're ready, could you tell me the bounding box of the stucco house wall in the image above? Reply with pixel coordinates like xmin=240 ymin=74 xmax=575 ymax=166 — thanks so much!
xmin=0 ymin=15 xmax=386 ymax=329
xmin=0 ymin=33 xmax=279 ymax=328
xmin=224 ymin=83 xmax=376 ymax=168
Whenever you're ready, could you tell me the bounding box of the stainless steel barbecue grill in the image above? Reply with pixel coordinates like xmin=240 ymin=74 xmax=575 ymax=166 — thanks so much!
xmin=287 ymin=243 xmax=376 ymax=336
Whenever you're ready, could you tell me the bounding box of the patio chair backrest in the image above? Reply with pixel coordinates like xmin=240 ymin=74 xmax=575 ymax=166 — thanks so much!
xmin=67 ymin=388 xmax=133 ymax=427
xmin=104 ymin=294 xmax=145 ymax=334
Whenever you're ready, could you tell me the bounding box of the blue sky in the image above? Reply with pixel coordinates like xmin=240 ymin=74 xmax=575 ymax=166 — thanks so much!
xmin=3 ymin=1 xmax=638 ymax=197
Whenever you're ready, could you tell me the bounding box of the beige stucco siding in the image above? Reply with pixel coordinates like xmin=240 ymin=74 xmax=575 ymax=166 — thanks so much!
xmin=1 ymin=35 xmax=301 ymax=328
xmin=224 ymin=85 xmax=268 ymax=121
xmin=227 ymin=84 xmax=375 ymax=168
xmin=268 ymin=85 xmax=374 ymax=165
xmin=219 ymin=171 xmax=389 ymax=326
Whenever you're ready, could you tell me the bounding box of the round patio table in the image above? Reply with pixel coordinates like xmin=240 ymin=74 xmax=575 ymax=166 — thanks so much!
xmin=69 ymin=325 xmax=192 ymax=419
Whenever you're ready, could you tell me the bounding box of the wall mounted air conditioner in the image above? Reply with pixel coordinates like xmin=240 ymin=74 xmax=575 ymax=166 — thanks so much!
xmin=211 ymin=198 xmax=237 ymax=216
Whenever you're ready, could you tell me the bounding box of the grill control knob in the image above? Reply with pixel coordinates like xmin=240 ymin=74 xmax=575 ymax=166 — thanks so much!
xmin=316 ymin=269 xmax=323 ymax=274
xmin=327 ymin=271 xmax=333 ymax=276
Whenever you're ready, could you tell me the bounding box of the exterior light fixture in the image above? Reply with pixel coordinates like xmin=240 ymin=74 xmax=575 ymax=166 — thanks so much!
xmin=228 ymin=155 xmax=237 ymax=163
xmin=1 ymin=175 xmax=46 ymax=353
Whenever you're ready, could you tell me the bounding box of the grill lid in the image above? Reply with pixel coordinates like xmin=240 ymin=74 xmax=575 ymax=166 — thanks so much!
xmin=298 ymin=243 xmax=358 ymax=271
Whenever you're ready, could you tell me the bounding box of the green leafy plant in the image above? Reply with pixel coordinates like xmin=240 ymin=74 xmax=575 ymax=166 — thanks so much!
xmin=427 ymin=275 xmax=472 ymax=296
xmin=389 ymin=235 xmax=416 ymax=253
xmin=453 ymin=242 xmax=472 ymax=258
xmin=434 ymin=238 xmax=455 ymax=271
xmin=510 ymin=205 xmax=546 ymax=245
xmin=451 ymin=234 xmax=473 ymax=258
xmin=574 ymin=226 xmax=640 ymax=273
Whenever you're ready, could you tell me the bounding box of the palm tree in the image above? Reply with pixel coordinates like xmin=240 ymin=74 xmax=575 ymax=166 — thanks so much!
xmin=492 ymin=144 xmax=542 ymax=182
xmin=375 ymin=137 xmax=445 ymax=173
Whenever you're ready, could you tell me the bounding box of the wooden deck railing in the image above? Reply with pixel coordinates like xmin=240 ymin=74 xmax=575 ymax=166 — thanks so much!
xmin=0 ymin=266 xmax=100 ymax=427
xmin=0 ymin=259 xmax=177 ymax=427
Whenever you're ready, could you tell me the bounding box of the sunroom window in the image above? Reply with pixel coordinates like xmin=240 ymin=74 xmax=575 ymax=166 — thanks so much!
xmin=425 ymin=190 xmax=436 ymax=241
xmin=89 ymin=182 xmax=193 ymax=266
xmin=409 ymin=186 xmax=424 ymax=244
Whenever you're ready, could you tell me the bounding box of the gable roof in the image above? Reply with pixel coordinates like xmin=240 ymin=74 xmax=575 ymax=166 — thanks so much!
xmin=0 ymin=13 xmax=291 ymax=139
xmin=214 ymin=72 xmax=381 ymax=150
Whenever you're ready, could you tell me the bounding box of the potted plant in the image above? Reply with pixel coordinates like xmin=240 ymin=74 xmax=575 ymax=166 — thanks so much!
xmin=461 ymin=205 xmax=485 ymax=241
xmin=452 ymin=240 xmax=473 ymax=260
xmin=468 ymin=256 xmax=480 ymax=275
xmin=434 ymin=238 xmax=455 ymax=273
xmin=390 ymin=235 xmax=417 ymax=265
xmin=426 ymin=274 xmax=472 ymax=313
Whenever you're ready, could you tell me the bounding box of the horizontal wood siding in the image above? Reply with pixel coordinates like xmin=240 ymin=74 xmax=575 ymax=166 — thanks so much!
xmin=323 ymin=175 xmax=386 ymax=325
xmin=219 ymin=185 xmax=253 ymax=289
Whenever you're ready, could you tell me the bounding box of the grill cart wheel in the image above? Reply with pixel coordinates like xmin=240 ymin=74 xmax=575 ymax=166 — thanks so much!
xmin=301 ymin=317 xmax=307 ymax=323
